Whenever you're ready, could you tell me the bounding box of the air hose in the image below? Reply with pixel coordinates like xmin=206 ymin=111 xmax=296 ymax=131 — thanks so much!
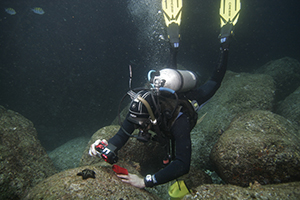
xmin=137 ymin=95 xmax=156 ymax=124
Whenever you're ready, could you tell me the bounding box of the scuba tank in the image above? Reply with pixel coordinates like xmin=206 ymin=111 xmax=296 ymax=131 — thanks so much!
xmin=148 ymin=68 xmax=197 ymax=92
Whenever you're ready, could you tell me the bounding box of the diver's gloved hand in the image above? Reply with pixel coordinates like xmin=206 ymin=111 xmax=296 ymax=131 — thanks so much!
xmin=88 ymin=139 xmax=108 ymax=157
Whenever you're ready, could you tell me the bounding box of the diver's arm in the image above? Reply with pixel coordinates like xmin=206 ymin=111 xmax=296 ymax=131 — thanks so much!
xmin=108 ymin=117 xmax=135 ymax=151
xmin=144 ymin=114 xmax=191 ymax=187
xmin=88 ymin=116 xmax=135 ymax=164
xmin=169 ymin=46 xmax=179 ymax=69
xmin=167 ymin=22 xmax=180 ymax=69
xmin=210 ymin=22 xmax=231 ymax=83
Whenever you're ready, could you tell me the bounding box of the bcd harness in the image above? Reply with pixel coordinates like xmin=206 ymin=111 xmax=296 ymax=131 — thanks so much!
xmin=119 ymin=88 xmax=198 ymax=166
xmin=155 ymin=93 xmax=198 ymax=165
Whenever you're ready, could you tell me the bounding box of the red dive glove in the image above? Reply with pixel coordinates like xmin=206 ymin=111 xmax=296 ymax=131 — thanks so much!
xmin=112 ymin=165 xmax=128 ymax=175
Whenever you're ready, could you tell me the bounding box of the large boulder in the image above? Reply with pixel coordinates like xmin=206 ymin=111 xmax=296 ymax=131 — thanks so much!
xmin=48 ymin=137 xmax=90 ymax=171
xmin=210 ymin=110 xmax=300 ymax=187
xmin=24 ymin=163 xmax=161 ymax=200
xmin=254 ymin=57 xmax=300 ymax=101
xmin=276 ymin=85 xmax=300 ymax=125
xmin=183 ymin=181 xmax=300 ymax=200
xmin=191 ymin=71 xmax=275 ymax=169
xmin=0 ymin=106 xmax=57 ymax=199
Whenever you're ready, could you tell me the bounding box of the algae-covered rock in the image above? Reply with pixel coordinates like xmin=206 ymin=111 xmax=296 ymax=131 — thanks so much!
xmin=276 ymin=86 xmax=300 ymax=125
xmin=210 ymin=110 xmax=300 ymax=187
xmin=24 ymin=163 xmax=161 ymax=200
xmin=254 ymin=57 xmax=300 ymax=101
xmin=0 ymin=106 xmax=57 ymax=199
xmin=191 ymin=71 xmax=275 ymax=169
xmin=48 ymin=137 xmax=90 ymax=172
xmin=181 ymin=167 xmax=213 ymax=189
xmin=183 ymin=182 xmax=300 ymax=200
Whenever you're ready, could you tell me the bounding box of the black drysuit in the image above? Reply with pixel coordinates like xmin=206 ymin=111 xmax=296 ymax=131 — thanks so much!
xmin=108 ymin=42 xmax=229 ymax=187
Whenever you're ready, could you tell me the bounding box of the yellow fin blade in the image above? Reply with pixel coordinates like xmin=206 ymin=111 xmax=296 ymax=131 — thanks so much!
xmin=162 ymin=0 xmax=183 ymax=27
xmin=220 ymin=0 xmax=241 ymax=27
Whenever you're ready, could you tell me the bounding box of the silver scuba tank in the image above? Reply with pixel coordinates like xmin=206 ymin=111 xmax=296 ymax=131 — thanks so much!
xmin=148 ymin=68 xmax=197 ymax=92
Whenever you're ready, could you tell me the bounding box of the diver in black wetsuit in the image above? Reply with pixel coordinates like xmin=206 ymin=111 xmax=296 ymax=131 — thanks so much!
xmin=89 ymin=0 xmax=239 ymax=189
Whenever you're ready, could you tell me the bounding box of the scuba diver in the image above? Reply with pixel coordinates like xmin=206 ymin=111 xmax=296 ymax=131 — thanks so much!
xmin=89 ymin=0 xmax=241 ymax=190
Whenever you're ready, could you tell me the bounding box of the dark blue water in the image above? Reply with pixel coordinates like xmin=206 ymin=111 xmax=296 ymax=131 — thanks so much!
xmin=1 ymin=0 xmax=299 ymax=150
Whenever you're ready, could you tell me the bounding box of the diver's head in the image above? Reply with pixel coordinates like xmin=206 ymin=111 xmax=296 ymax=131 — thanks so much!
xmin=127 ymin=90 xmax=157 ymax=128
xmin=127 ymin=90 xmax=159 ymax=143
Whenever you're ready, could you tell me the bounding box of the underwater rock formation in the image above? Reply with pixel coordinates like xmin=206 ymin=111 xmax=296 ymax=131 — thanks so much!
xmin=191 ymin=71 xmax=275 ymax=169
xmin=254 ymin=57 xmax=300 ymax=101
xmin=23 ymin=163 xmax=161 ymax=200
xmin=276 ymin=85 xmax=300 ymax=125
xmin=48 ymin=136 xmax=90 ymax=171
xmin=183 ymin=182 xmax=300 ymax=200
xmin=210 ymin=110 xmax=300 ymax=187
xmin=0 ymin=106 xmax=57 ymax=199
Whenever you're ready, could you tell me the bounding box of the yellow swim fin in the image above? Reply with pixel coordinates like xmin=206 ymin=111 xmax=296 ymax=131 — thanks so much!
xmin=168 ymin=180 xmax=191 ymax=199
xmin=162 ymin=0 xmax=183 ymax=48
xmin=219 ymin=0 xmax=241 ymax=28
xmin=162 ymin=0 xmax=183 ymax=27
